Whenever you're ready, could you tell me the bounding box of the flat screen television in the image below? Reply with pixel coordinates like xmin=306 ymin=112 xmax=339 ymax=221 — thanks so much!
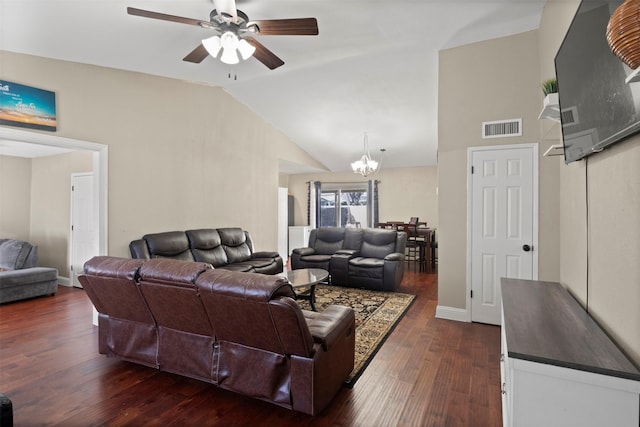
xmin=555 ymin=0 xmax=640 ymax=163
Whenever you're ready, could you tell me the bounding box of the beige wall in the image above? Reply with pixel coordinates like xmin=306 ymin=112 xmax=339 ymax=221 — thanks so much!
xmin=1 ymin=152 xmax=94 ymax=275
xmin=437 ymin=0 xmax=639 ymax=366
xmin=287 ymin=166 xmax=438 ymax=229
xmin=438 ymin=30 xmax=561 ymax=310
xmin=1 ymin=50 xmax=323 ymax=260
xmin=542 ymin=0 xmax=640 ymax=365
xmin=0 ymin=155 xmax=32 ymax=240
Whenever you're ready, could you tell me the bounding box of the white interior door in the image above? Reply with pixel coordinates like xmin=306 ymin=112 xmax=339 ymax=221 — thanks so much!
xmin=468 ymin=144 xmax=538 ymax=325
xmin=71 ymin=173 xmax=99 ymax=287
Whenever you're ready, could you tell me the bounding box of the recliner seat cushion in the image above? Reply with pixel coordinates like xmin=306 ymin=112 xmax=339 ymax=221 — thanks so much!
xmin=218 ymin=262 xmax=255 ymax=272
xmin=348 ymin=257 xmax=385 ymax=278
xmin=300 ymin=254 xmax=332 ymax=263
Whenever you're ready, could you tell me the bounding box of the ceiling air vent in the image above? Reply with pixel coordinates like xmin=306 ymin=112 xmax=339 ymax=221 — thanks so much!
xmin=482 ymin=118 xmax=522 ymax=139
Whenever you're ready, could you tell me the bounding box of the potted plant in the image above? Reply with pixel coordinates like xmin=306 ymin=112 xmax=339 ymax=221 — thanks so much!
xmin=541 ymin=78 xmax=557 ymax=96
xmin=539 ymin=77 xmax=560 ymax=121
xmin=541 ymin=77 xmax=558 ymax=110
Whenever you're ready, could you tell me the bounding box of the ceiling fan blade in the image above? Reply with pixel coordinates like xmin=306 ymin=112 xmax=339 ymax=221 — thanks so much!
xmin=183 ymin=44 xmax=209 ymax=63
xmin=213 ymin=0 xmax=237 ymax=18
xmin=244 ymin=37 xmax=284 ymax=70
xmin=127 ymin=7 xmax=209 ymax=27
xmin=252 ymin=18 xmax=318 ymax=36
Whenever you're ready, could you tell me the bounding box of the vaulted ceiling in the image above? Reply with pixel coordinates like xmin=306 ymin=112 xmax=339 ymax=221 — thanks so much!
xmin=0 ymin=0 xmax=546 ymax=172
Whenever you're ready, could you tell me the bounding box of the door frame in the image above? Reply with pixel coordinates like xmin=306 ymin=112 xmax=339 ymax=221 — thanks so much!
xmin=0 ymin=127 xmax=108 ymax=264
xmin=466 ymin=143 xmax=539 ymax=322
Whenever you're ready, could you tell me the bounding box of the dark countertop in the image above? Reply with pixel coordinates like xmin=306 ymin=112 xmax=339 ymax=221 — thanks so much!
xmin=501 ymin=278 xmax=640 ymax=381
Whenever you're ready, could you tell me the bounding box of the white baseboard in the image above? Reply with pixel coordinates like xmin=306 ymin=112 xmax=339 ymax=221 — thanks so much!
xmin=435 ymin=305 xmax=471 ymax=322
xmin=57 ymin=276 xmax=71 ymax=286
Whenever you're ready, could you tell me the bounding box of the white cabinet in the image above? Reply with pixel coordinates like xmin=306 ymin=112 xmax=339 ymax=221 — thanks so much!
xmin=500 ymin=278 xmax=640 ymax=427
xmin=288 ymin=226 xmax=312 ymax=256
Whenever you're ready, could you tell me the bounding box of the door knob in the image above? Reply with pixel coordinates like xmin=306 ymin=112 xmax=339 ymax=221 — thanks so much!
xmin=523 ymin=244 xmax=532 ymax=252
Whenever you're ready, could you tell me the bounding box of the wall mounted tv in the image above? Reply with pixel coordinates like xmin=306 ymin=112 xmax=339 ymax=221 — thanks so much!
xmin=555 ymin=0 xmax=640 ymax=163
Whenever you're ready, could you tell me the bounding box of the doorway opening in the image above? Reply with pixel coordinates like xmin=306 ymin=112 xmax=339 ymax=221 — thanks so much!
xmin=0 ymin=127 xmax=108 ymax=266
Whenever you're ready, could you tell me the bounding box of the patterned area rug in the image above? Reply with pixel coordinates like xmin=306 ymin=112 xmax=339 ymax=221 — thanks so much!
xmin=297 ymin=284 xmax=416 ymax=387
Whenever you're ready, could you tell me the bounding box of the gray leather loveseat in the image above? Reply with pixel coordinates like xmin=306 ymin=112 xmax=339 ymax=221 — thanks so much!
xmin=291 ymin=227 xmax=407 ymax=291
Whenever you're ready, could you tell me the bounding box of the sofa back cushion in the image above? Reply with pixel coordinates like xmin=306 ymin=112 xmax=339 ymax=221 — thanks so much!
xmin=0 ymin=239 xmax=37 ymax=270
xmin=79 ymin=256 xmax=152 ymax=324
xmin=310 ymin=227 xmax=347 ymax=255
xmin=343 ymin=228 xmax=364 ymax=251
xmin=359 ymin=229 xmax=399 ymax=259
xmin=138 ymin=258 xmax=213 ymax=335
xmin=218 ymin=228 xmax=252 ymax=263
xmin=196 ymin=269 xmax=314 ymax=357
xmin=187 ymin=229 xmax=229 ymax=267
xmin=79 ymin=256 xmax=159 ymax=368
xmin=142 ymin=231 xmax=195 ymax=261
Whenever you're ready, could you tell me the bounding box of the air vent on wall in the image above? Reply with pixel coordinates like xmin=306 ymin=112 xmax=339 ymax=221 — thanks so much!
xmin=482 ymin=118 xmax=522 ymax=139
xmin=561 ymin=107 xmax=579 ymax=127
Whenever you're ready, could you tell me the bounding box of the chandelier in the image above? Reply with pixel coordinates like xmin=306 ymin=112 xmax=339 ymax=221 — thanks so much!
xmin=351 ymin=133 xmax=385 ymax=177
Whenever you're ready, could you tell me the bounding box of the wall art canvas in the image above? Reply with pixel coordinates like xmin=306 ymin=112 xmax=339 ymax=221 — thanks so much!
xmin=0 ymin=80 xmax=57 ymax=131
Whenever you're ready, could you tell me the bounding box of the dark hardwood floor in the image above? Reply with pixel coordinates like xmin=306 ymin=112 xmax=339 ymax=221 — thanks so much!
xmin=0 ymin=265 xmax=502 ymax=426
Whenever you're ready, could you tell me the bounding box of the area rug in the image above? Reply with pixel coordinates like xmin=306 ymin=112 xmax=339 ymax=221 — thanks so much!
xmin=296 ymin=285 xmax=416 ymax=387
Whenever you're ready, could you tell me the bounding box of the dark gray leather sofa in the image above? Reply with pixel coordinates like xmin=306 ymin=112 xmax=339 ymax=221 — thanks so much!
xmin=129 ymin=228 xmax=283 ymax=275
xmin=291 ymin=227 xmax=406 ymax=291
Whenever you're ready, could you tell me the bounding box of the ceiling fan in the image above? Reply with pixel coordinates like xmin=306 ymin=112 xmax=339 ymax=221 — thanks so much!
xmin=127 ymin=0 xmax=318 ymax=70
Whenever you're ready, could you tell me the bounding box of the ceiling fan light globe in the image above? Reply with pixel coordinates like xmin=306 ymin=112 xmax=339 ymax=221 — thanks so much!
xmin=202 ymin=35 xmax=222 ymax=57
xmin=220 ymin=47 xmax=240 ymax=64
xmin=220 ymin=31 xmax=239 ymax=50
xmin=238 ymin=39 xmax=256 ymax=60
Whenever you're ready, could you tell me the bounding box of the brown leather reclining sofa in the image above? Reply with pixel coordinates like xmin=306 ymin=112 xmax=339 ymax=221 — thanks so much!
xmin=79 ymin=256 xmax=355 ymax=415
xmin=129 ymin=227 xmax=283 ymax=275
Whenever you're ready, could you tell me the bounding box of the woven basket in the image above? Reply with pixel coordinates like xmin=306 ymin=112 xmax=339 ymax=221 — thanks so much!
xmin=607 ymin=0 xmax=640 ymax=69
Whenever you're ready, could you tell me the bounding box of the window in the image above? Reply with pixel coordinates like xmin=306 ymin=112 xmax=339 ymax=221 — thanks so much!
xmin=319 ymin=184 xmax=369 ymax=228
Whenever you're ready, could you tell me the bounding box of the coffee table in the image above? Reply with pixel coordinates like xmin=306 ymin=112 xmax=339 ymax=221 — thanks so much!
xmin=278 ymin=268 xmax=329 ymax=311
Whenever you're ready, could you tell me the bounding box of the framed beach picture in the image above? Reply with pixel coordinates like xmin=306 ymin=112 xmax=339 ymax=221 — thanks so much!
xmin=0 ymin=80 xmax=57 ymax=131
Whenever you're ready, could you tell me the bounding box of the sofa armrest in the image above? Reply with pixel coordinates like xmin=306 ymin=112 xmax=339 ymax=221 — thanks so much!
xmin=335 ymin=249 xmax=358 ymax=257
xmin=251 ymin=251 xmax=280 ymax=259
xmin=292 ymin=247 xmax=315 ymax=256
xmin=304 ymin=305 xmax=355 ymax=352
xmin=129 ymin=239 xmax=151 ymax=259
xmin=384 ymin=252 xmax=404 ymax=262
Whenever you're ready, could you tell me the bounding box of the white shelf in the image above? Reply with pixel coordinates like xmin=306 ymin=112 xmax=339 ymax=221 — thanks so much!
xmin=543 ymin=144 xmax=563 ymax=157
xmin=538 ymin=93 xmax=560 ymax=121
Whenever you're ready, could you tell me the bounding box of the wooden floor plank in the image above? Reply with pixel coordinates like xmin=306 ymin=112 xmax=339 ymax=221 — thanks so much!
xmin=0 ymin=266 xmax=502 ymax=426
